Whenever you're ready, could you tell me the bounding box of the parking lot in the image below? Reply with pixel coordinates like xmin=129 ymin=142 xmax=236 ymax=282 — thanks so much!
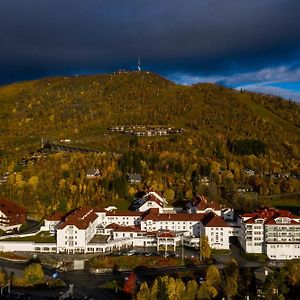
xmin=109 ymin=246 xmax=199 ymax=259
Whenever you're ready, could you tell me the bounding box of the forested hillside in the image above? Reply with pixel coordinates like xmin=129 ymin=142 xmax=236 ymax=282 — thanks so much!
xmin=0 ymin=71 xmax=299 ymax=218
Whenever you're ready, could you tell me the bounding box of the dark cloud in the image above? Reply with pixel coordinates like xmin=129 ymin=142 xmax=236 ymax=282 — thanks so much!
xmin=0 ymin=0 xmax=300 ymax=84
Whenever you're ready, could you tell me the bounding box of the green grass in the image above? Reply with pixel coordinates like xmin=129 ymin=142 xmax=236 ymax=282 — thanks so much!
xmin=2 ymin=231 xmax=56 ymax=243
xmin=241 ymin=252 xmax=268 ymax=262
xmin=212 ymin=249 xmax=231 ymax=255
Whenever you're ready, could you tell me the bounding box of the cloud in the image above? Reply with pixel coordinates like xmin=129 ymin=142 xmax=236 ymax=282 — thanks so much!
xmin=0 ymin=0 xmax=300 ymax=91
xmin=169 ymin=64 xmax=300 ymax=101
xmin=236 ymin=83 xmax=300 ymax=102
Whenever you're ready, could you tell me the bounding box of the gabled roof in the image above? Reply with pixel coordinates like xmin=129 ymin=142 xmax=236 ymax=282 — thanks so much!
xmin=140 ymin=195 xmax=164 ymax=208
xmin=46 ymin=211 xmax=65 ymax=221
xmin=245 ymin=218 xmax=255 ymax=224
xmin=142 ymin=208 xmax=204 ymax=222
xmin=105 ymin=223 xmax=141 ymax=232
xmin=190 ymin=195 xmax=221 ymax=211
xmin=241 ymin=208 xmax=300 ymax=225
xmin=143 ymin=191 xmax=167 ymax=205
xmin=86 ymin=168 xmax=100 ymax=176
xmin=106 ymin=210 xmax=143 ymax=217
xmin=0 ymin=198 xmax=26 ymax=215
xmin=57 ymin=207 xmax=98 ymax=230
xmin=201 ymin=212 xmax=229 ymax=227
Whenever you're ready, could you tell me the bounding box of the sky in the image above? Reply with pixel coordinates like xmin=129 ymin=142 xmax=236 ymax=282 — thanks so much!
xmin=0 ymin=0 xmax=300 ymax=101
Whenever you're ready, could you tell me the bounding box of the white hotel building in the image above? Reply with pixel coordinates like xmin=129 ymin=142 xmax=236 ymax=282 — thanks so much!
xmin=241 ymin=208 xmax=300 ymax=260
xmin=44 ymin=193 xmax=234 ymax=254
xmin=0 ymin=193 xmax=299 ymax=260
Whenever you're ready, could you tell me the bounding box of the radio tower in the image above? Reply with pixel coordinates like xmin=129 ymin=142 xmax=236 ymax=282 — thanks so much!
xmin=137 ymin=57 xmax=141 ymax=72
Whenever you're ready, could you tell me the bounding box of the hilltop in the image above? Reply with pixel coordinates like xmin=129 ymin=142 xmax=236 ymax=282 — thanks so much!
xmin=0 ymin=71 xmax=299 ymax=217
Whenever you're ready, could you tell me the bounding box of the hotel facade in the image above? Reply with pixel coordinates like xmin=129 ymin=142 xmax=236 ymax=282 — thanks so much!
xmin=0 ymin=193 xmax=299 ymax=260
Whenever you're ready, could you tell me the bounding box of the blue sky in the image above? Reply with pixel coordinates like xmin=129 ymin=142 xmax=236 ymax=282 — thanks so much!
xmin=0 ymin=0 xmax=300 ymax=101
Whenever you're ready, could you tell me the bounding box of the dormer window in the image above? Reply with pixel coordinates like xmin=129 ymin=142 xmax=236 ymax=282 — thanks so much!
xmin=255 ymin=219 xmax=264 ymax=224
xmin=275 ymin=218 xmax=290 ymax=224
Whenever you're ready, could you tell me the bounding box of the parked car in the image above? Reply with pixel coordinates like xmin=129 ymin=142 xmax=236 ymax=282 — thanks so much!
xmin=127 ymin=250 xmax=137 ymax=256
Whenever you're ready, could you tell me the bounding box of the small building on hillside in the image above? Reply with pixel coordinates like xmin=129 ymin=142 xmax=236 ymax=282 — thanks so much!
xmin=86 ymin=168 xmax=100 ymax=178
xmin=0 ymin=198 xmax=26 ymax=232
xmin=128 ymin=173 xmax=142 ymax=184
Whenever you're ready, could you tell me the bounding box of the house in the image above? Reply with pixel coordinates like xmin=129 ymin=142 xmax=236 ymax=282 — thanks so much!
xmin=244 ymin=169 xmax=256 ymax=176
xmin=86 ymin=168 xmax=100 ymax=178
xmin=137 ymin=192 xmax=168 ymax=213
xmin=128 ymin=173 xmax=142 ymax=184
xmin=0 ymin=198 xmax=26 ymax=232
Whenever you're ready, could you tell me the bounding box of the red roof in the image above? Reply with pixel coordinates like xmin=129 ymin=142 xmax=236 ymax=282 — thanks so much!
xmin=106 ymin=223 xmax=141 ymax=232
xmin=192 ymin=196 xmax=221 ymax=211
xmin=46 ymin=211 xmax=65 ymax=221
xmin=245 ymin=218 xmax=255 ymax=224
xmin=265 ymin=219 xmax=300 ymax=225
xmin=142 ymin=208 xmax=205 ymax=222
xmin=0 ymin=198 xmax=26 ymax=226
xmin=201 ymin=213 xmax=229 ymax=227
xmin=158 ymin=231 xmax=176 ymax=238
xmin=106 ymin=210 xmax=143 ymax=217
xmin=241 ymin=208 xmax=300 ymax=225
xmin=0 ymin=198 xmax=26 ymax=215
xmin=57 ymin=207 xmax=98 ymax=230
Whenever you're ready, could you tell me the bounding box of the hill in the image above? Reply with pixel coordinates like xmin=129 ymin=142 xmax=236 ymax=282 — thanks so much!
xmin=0 ymin=71 xmax=299 ymax=217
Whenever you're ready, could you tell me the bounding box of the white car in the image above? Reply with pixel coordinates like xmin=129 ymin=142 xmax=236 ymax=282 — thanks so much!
xmin=127 ymin=250 xmax=137 ymax=256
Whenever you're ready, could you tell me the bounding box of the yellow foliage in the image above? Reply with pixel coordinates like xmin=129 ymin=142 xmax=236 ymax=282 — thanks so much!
xmin=61 ymin=163 xmax=70 ymax=171
xmin=128 ymin=186 xmax=137 ymax=196
xmin=28 ymin=176 xmax=39 ymax=189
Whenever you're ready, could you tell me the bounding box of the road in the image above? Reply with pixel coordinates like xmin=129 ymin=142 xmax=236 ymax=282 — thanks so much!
xmin=0 ymin=244 xmax=264 ymax=300
xmin=0 ymin=259 xmax=220 ymax=299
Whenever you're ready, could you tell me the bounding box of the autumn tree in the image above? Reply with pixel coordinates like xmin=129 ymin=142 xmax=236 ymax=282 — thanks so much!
xmin=183 ymin=280 xmax=198 ymax=300
xmin=197 ymin=282 xmax=218 ymax=299
xmin=24 ymin=263 xmax=44 ymax=285
xmin=150 ymin=278 xmax=158 ymax=300
xmin=222 ymin=259 xmax=239 ymax=300
xmin=286 ymin=260 xmax=300 ymax=286
xmin=200 ymin=235 xmax=211 ymax=261
xmin=205 ymin=265 xmax=220 ymax=288
xmin=123 ymin=272 xmax=137 ymax=295
xmin=135 ymin=282 xmax=150 ymax=300
xmin=0 ymin=270 xmax=7 ymax=286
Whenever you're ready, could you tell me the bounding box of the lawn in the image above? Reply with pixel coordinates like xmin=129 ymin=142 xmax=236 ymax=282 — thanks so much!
xmin=241 ymin=252 xmax=268 ymax=262
xmin=2 ymin=231 xmax=56 ymax=243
